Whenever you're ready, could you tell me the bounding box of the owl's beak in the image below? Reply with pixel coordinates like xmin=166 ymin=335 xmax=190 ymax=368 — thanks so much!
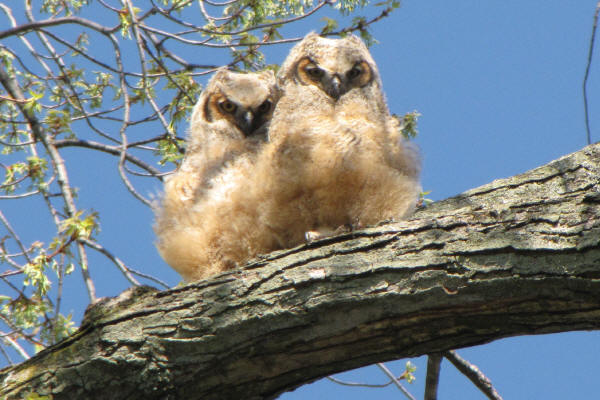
xmin=236 ymin=110 xmax=255 ymax=136
xmin=325 ymin=75 xmax=343 ymax=100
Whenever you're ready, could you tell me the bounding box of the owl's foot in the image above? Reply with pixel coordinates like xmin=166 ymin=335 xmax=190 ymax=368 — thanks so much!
xmin=304 ymin=230 xmax=325 ymax=242
xmin=304 ymin=224 xmax=356 ymax=243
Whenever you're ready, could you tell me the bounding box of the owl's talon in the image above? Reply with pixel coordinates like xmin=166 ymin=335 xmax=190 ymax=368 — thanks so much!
xmin=305 ymin=230 xmax=322 ymax=242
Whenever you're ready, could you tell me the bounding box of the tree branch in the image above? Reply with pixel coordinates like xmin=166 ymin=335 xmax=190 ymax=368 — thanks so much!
xmin=444 ymin=351 xmax=503 ymax=400
xmin=424 ymin=354 xmax=442 ymax=400
xmin=377 ymin=363 xmax=416 ymax=400
xmin=1 ymin=143 xmax=600 ymax=399
xmin=583 ymin=1 xmax=600 ymax=144
xmin=53 ymin=138 xmax=163 ymax=177
xmin=0 ymin=16 xmax=115 ymax=39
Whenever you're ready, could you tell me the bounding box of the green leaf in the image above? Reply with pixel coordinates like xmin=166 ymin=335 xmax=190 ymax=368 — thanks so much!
xmin=155 ymin=138 xmax=185 ymax=166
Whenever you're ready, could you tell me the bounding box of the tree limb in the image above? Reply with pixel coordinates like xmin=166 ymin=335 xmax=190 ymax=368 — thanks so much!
xmin=1 ymin=143 xmax=600 ymax=399
xmin=424 ymin=354 xmax=442 ymax=400
xmin=0 ymin=16 xmax=115 ymax=39
xmin=53 ymin=138 xmax=163 ymax=177
xmin=444 ymin=350 xmax=503 ymax=400
xmin=583 ymin=1 xmax=600 ymax=144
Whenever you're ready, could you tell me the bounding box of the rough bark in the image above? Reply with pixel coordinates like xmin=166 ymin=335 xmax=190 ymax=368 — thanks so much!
xmin=1 ymin=144 xmax=600 ymax=400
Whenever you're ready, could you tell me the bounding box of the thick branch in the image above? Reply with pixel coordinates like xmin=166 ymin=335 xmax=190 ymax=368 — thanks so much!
xmin=424 ymin=354 xmax=442 ymax=400
xmin=1 ymin=143 xmax=600 ymax=399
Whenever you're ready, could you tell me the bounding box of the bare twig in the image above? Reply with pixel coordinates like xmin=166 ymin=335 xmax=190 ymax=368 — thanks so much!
xmin=0 ymin=331 xmax=29 ymax=360
xmin=0 ymin=341 xmax=13 ymax=365
xmin=204 ymin=0 xmax=240 ymax=6
xmin=0 ymin=190 xmax=41 ymax=200
xmin=81 ymin=239 xmax=140 ymax=286
xmin=444 ymin=350 xmax=503 ymax=400
xmin=0 ymin=15 xmax=115 ymax=39
xmin=125 ymin=267 xmax=171 ymax=289
xmin=326 ymin=375 xmax=395 ymax=388
xmin=327 ymin=365 xmax=413 ymax=389
xmin=112 ymin=1 xmax=156 ymax=207
xmin=583 ymin=1 xmax=600 ymax=144
xmin=0 ymin=258 xmax=24 ymax=272
xmin=121 ymin=0 xmax=175 ymax=140
xmin=53 ymin=254 xmax=65 ymax=340
xmin=0 ymin=210 xmax=32 ymax=266
xmin=376 ymin=363 xmax=416 ymax=400
xmin=53 ymin=138 xmax=163 ymax=177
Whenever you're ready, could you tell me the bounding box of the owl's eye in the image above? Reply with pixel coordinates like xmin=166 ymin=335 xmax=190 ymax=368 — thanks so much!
xmin=258 ymin=100 xmax=271 ymax=113
xmin=347 ymin=65 xmax=362 ymax=80
xmin=305 ymin=66 xmax=324 ymax=80
xmin=219 ymin=100 xmax=237 ymax=113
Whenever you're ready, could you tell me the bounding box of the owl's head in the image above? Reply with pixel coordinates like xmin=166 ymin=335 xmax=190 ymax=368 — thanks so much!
xmin=191 ymin=69 xmax=278 ymax=139
xmin=278 ymin=33 xmax=383 ymax=102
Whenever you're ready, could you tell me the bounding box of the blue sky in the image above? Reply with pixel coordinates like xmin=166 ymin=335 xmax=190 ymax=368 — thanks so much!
xmin=1 ymin=1 xmax=599 ymax=398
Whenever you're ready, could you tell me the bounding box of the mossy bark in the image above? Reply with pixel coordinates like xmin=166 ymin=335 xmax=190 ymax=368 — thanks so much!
xmin=2 ymin=144 xmax=600 ymax=400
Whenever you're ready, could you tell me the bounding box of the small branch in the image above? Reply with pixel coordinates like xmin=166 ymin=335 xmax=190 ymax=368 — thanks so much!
xmin=444 ymin=351 xmax=503 ymax=400
xmin=0 ymin=210 xmax=32 ymax=266
xmin=424 ymin=353 xmax=442 ymax=400
xmin=53 ymin=138 xmax=163 ymax=177
xmin=0 ymin=341 xmax=13 ymax=365
xmin=326 ymin=375 xmax=394 ymax=388
xmin=326 ymin=365 xmax=412 ymax=388
xmin=53 ymin=254 xmax=65 ymax=341
xmin=335 ymin=5 xmax=395 ymax=37
xmin=140 ymin=24 xmax=304 ymax=47
xmin=126 ymin=267 xmax=170 ymax=289
xmin=583 ymin=1 xmax=600 ymax=144
xmin=376 ymin=363 xmax=416 ymax=400
xmin=0 ymin=261 xmax=23 ymax=274
xmin=204 ymin=0 xmax=239 ymax=5
xmin=82 ymin=239 xmax=140 ymax=286
xmin=122 ymin=0 xmax=175 ymax=140
xmin=75 ymin=241 xmax=95 ymax=302
xmin=0 ymin=332 xmax=29 ymax=361
xmin=0 ymin=15 xmax=115 ymax=39
xmin=0 ymin=94 xmax=28 ymax=104
xmin=0 ymin=190 xmax=40 ymax=200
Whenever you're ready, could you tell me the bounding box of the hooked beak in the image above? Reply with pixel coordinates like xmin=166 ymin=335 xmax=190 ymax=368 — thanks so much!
xmin=325 ymin=75 xmax=343 ymax=100
xmin=236 ymin=110 xmax=255 ymax=137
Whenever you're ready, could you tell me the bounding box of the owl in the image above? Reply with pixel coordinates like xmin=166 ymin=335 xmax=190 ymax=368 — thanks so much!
xmin=255 ymin=32 xmax=421 ymax=246
xmin=154 ymin=69 xmax=279 ymax=281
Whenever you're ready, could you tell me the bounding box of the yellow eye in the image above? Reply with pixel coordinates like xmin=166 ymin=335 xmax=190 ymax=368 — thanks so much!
xmin=258 ymin=100 xmax=271 ymax=113
xmin=219 ymin=100 xmax=237 ymax=113
xmin=347 ymin=65 xmax=362 ymax=80
xmin=305 ymin=66 xmax=324 ymax=80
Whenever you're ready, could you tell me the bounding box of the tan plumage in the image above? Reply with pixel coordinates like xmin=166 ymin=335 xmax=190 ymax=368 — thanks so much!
xmin=155 ymin=34 xmax=421 ymax=282
xmin=255 ymin=32 xmax=421 ymax=246
xmin=154 ymin=69 xmax=279 ymax=281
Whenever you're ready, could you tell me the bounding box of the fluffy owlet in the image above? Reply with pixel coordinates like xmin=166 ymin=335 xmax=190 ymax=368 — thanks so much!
xmin=154 ymin=69 xmax=279 ymax=281
xmin=254 ymin=32 xmax=421 ymax=246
